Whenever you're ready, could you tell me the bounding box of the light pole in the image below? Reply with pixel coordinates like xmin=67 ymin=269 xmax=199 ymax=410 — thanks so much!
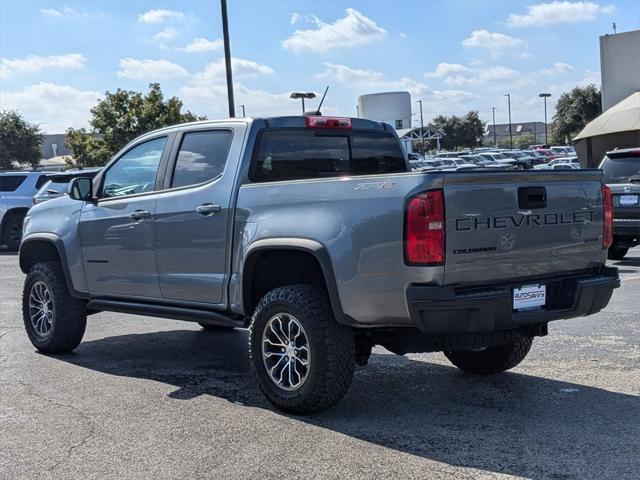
xmin=220 ymin=0 xmax=235 ymax=117
xmin=492 ymin=106 xmax=497 ymax=147
xmin=539 ymin=93 xmax=551 ymax=145
xmin=504 ymin=93 xmax=512 ymax=149
xmin=240 ymin=104 xmax=246 ymax=117
xmin=416 ymin=99 xmax=424 ymax=144
xmin=290 ymin=92 xmax=316 ymax=114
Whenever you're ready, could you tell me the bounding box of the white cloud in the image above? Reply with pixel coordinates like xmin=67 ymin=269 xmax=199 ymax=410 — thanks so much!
xmin=190 ymin=58 xmax=274 ymax=85
xmin=138 ymin=9 xmax=184 ymax=24
xmin=116 ymin=58 xmax=188 ymax=80
xmin=0 ymin=83 xmax=100 ymax=132
xmin=180 ymin=82 xmax=303 ymax=119
xmin=177 ymin=38 xmax=223 ymax=53
xmin=1 ymin=53 xmax=87 ymax=77
xmin=39 ymin=6 xmax=96 ymax=18
xmin=425 ymin=63 xmax=471 ymax=78
xmin=152 ymin=28 xmax=179 ymax=42
xmin=506 ymin=1 xmax=616 ymax=27
xmin=539 ymin=62 xmax=577 ymax=76
xmin=442 ymin=65 xmax=524 ymax=88
xmin=282 ymin=8 xmax=386 ymax=53
xmin=462 ymin=29 xmax=525 ymax=57
xmin=318 ymin=62 xmax=385 ymax=83
xmin=317 ymin=63 xmax=430 ymax=96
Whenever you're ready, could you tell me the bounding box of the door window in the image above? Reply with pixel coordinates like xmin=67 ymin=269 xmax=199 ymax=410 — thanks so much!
xmin=171 ymin=130 xmax=233 ymax=188
xmin=101 ymin=137 xmax=167 ymax=198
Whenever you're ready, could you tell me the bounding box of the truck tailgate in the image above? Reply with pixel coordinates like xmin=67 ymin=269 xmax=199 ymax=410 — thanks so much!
xmin=443 ymin=170 xmax=605 ymax=285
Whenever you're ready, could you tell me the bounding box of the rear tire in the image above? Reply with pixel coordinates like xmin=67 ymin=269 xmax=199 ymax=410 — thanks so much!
xmin=608 ymin=243 xmax=628 ymax=260
xmin=2 ymin=213 xmax=24 ymax=251
xmin=22 ymin=262 xmax=87 ymax=353
xmin=444 ymin=334 xmax=533 ymax=374
xmin=249 ymin=285 xmax=355 ymax=414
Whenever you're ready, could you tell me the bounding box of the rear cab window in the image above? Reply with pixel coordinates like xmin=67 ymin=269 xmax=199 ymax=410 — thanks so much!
xmin=250 ymin=129 xmax=406 ymax=182
xmin=0 ymin=175 xmax=27 ymax=192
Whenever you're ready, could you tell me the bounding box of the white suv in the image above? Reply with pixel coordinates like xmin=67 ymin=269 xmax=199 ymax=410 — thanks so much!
xmin=0 ymin=172 xmax=52 ymax=250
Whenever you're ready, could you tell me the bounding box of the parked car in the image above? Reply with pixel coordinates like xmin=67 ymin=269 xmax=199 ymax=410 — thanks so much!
xmin=550 ymin=146 xmax=576 ymax=156
xmin=0 ymin=171 xmax=52 ymax=250
xmin=19 ymin=115 xmax=619 ymax=414
xmin=534 ymin=162 xmax=580 ymax=170
xmin=599 ymin=147 xmax=640 ymax=260
xmin=407 ymin=153 xmax=423 ymax=161
xmin=476 ymin=153 xmax=519 ymax=168
xmin=460 ymin=154 xmax=507 ymax=168
xmin=520 ymin=150 xmax=550 ymax=165
xmin=33 ymin=169 xmax=102 ymax=205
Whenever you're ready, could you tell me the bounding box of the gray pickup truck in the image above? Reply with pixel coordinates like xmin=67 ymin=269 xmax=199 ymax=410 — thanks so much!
xmin=20 ymin=116 xmax=620 ymax=414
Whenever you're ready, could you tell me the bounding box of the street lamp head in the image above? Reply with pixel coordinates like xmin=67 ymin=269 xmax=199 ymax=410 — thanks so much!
xmin=290 ymin=92 xmax=316 ymax=100
xmin=539 ymin=93 xmax=551 ymax=98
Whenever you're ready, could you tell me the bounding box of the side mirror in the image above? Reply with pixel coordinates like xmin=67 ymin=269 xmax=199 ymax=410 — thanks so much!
xmin=68 ymin=177 xmax=94 ymax=201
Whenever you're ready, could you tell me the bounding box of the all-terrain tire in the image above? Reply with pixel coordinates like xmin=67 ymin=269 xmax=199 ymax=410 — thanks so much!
xmin=22 ymin=262 xmax=87 ymax=353
xmin=607 ymin=244 xmax=628 ymax=260
xmin=444 ymin=334 xmax=533 ymax=374
xmin=198 ymin=322 xmax=235 ymax=332
xmin=249 ymin=285 xmax=355 ymax=414
xmin=2 ymin=213 xmax=24 ymax=251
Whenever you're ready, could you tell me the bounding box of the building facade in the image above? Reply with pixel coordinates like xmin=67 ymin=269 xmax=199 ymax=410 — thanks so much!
xmin=357 ymin=92 xmax=412 ymax=130
xmin=484 ymin=122 xmax=549 ymax=146
xmin=600 ymin=29 xmax=640 ymax=111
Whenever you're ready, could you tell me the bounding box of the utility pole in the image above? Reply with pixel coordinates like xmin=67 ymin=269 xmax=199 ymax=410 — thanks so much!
xmin=504 ymin=93 xmax=512 ymax=149
xmin=539 ymin=93 xmax=551 ymax=145
xmin=240 ymin=104 xmax=246 ymax=117
xmin=416 ymin=99 xmax=424 ymax=144
xmin=492 ymin=106 xmax=497 ymax=147
xmin=221 ymin=0 xmax=235 ymax=117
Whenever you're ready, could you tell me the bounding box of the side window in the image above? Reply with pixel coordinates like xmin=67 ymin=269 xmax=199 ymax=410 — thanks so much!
xmin=35 ymin=175 xmax=50 ymax=189
xmin=0 ymin=175 xmax=27 ymax=192
xmin=101 ymin=137 xmax=167 ymax=198
xmin=171 ymin=130 xmax=233 ymax=188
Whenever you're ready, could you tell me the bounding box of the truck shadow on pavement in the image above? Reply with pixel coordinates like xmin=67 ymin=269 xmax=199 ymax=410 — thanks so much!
xmin=58 ymin=327 xmax=639 ymax=479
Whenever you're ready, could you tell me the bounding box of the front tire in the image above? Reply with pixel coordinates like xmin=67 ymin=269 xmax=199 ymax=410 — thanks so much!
xmin=444 ymin=334 xmax=533 ymax=374
xmin=22 ymin=262 xmax=87 ymax=353
xmin=249 ymin=285 xmax=355 ymax=414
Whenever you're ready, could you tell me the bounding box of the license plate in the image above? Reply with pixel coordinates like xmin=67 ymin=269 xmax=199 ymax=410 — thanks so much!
xmin=513 ymin=284 xmax=546 ymax=311
xmin=619 ymin=194 xmax=638 ymax=206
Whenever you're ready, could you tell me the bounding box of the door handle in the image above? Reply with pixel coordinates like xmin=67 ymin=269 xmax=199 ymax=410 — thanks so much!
xmin=196 ymin=203 xmax=222 ymax=216
xmin=129 ymin=209 xmax=151 ymax=221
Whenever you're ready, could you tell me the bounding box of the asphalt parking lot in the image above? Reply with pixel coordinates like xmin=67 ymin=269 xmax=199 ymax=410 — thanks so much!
xmin=1 ymin=250 xmax=639 ymax=480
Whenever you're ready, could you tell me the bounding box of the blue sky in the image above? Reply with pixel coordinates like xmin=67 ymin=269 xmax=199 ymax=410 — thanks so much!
xmin=1 ymin=0 xmax=639 ymax=133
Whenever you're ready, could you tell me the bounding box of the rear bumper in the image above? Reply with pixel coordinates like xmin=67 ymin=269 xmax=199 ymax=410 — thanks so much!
xmin=613 ymin=218 xmax=640 ymax=239
xmin=407 ymin=267 xmax=620 ymax=334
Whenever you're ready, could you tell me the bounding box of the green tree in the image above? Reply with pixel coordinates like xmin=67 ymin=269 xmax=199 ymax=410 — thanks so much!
xmin=429 ymin=111 xmax=485 ymax=150
xmin=66 ymin=83 xmax=204 ymax=167
xmin=550 ymin=84 xmax=601 ymax=144
xmin=0 ymin=110 xmax=43 ymax=170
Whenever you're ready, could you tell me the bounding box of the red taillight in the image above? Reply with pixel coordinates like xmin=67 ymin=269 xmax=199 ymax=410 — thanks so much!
xmin=602 ymin=185 xmax=613 ymax=249
xmin=305 ymin=116 xmax=352 ymax=129
xmin=404 ymin=189 xmax=445 ymax=265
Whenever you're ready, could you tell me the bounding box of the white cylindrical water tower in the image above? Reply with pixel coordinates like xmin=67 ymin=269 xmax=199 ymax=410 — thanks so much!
xmin=357 ymin=92 xmax=411 ymax=130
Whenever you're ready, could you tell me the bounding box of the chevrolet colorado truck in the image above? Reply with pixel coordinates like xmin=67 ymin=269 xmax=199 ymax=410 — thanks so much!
xmin=20 ymin=116 xmax=620 ymax=414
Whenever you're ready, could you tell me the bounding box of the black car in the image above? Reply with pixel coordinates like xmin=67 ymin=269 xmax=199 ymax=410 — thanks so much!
xmin=599 ymin=148 xmax=640 ymax=260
